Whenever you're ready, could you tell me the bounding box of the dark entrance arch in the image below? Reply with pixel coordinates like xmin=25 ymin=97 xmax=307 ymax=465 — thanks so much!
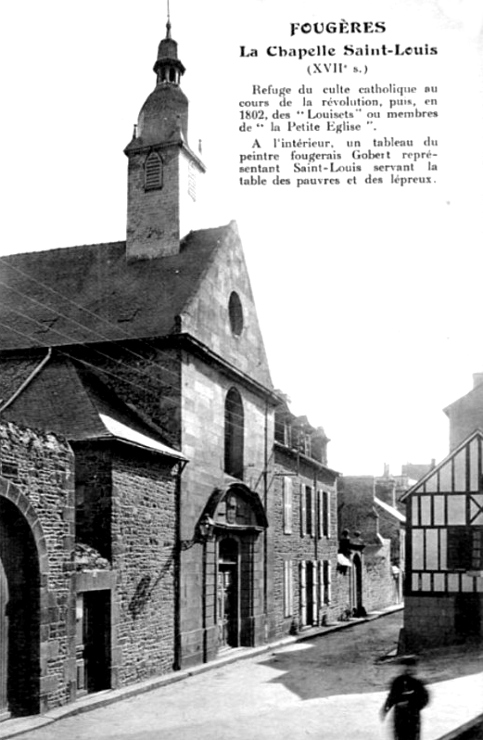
xmin=0 ymin=497 xmax=40 ymax=716
xmin=352 ymin=553 xmax=364 ymax=617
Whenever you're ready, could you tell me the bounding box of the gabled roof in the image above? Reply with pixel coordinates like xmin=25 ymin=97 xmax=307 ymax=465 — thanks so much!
xmin=443 ymin=382 xmax=483 ymax=417
xmin=0 ymin=224 xmax=231 ymax=351
xmin=1 ymin=354 xmax=186 ymax=460
xmin=400 ymin=428 xmax=483 ymax=501
xmin=374 ymin=496 xmax=406 ymax=523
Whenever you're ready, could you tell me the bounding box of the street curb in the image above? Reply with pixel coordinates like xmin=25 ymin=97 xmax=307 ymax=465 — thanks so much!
xmin=436 ymin=713 xmax=483 ymax=740
xmin=0 ymin=605 xmax=403 ymax=739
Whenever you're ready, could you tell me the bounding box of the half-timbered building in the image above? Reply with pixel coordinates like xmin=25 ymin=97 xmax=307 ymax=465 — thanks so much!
xmin=401 ymin=429 xmax=483 ymax=649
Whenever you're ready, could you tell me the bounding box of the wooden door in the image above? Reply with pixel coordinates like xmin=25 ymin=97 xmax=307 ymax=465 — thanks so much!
xmin=76 ymin=591 xmax=111 ymax=695
xmin=217 ymin=566 xmax=237 ymax=647
xmin=217 ymin=538 xmax=239 ymax=648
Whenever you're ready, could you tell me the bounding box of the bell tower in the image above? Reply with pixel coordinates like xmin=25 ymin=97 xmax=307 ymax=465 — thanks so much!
xmin=125 ymin=19 xmax=205 ymax=260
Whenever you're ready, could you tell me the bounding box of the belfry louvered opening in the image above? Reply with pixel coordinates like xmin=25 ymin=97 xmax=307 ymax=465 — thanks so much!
xmin=144 ymin=152 xmax=163 ymax=191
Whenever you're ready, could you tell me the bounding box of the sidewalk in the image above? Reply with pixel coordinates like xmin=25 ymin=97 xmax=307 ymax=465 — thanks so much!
xmin=0 ymin=604 xmax=481 ymax=740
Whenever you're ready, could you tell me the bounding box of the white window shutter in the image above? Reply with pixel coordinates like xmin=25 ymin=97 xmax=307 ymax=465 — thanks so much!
xmin=310 ymin=487 xmax=315 ymax=537
xmin=283 ymin=477 xmax=293 ymax=534
xmin=289 ymin=560 xmax=293 ymax=616
xmin=317 ymin=560 xmax=323 ymax=609
xmin=300 ymin=561 xmax=307 ymax=626
xmin=300 ymin=483 xmax=306 ymax=537
xmin=312 ymin=561 xmax=318 ymax=624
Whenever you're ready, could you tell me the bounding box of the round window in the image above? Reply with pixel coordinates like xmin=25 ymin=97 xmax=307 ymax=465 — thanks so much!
xmin=228 ymin=292 xmax=244 ymax=336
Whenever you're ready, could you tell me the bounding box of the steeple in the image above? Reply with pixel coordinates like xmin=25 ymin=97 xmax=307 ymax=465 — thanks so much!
xmin=124 ymin=17 xmax=205 ymax=261
xmin=134 ymin=20 xmax=189 ymax=147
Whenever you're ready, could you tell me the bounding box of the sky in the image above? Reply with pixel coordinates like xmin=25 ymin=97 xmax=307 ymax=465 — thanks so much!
xmin=0 ymin=0 xmax=482 ymax=475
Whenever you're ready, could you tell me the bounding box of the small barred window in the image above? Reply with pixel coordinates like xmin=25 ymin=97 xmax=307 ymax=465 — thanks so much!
xmin=144 ymin=152 xmax=163 ymax=191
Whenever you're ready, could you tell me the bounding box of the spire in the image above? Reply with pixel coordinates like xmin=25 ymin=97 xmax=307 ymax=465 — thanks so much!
xmin=154 ymin=9 xmax=185 ymax=86
xmin=166 ymin=0 xmax=172 ymax=38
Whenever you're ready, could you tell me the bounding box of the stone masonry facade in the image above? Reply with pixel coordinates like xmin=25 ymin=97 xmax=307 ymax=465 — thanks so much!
xmin=0 ymin=421 xmax=75 ymax=714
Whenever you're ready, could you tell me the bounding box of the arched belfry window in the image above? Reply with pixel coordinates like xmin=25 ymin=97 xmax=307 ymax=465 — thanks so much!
xmin=224 ymin=388 xmax=244 ymax=479
xmin=144 ymin=152 xmax=163 ymax=191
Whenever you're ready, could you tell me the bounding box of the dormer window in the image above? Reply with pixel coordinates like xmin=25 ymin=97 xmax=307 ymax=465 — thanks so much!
xmin=144 ymin=152 xmax=163 ymax=191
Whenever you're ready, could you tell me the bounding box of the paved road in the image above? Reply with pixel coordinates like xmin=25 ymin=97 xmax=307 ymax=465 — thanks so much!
xmin=9 ymin=612 xmax=483 ymax=740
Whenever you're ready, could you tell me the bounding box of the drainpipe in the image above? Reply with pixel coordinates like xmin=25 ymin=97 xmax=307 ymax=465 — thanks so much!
xmin=173 ymin=458 xmax=183 ymax=672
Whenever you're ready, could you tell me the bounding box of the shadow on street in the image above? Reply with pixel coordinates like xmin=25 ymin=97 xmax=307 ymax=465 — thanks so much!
xmin=258 ymin=611 xmax=483 ymax=701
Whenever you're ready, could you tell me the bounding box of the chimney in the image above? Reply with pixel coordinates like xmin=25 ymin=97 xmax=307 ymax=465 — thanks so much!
xmin=473 ymin=373 xmax=483 ymax=388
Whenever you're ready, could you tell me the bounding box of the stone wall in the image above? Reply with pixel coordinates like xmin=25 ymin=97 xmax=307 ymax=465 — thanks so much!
xmin=360 ymin=540 xmax=395 ymax=611
xmin=271 ymin=448 xmax=342 ymax=636
xmin=74 ymin=443 xmax=112 ymax=560
xmin=404 ymin=593 xmax=483 ymax=650
xmin=0 ymin=421 xmax=75 ymax=714
xmin=179 ymin=351 xmax=273 ymax=665
xmin=126 ymin=144 xmax=182 ymax=260
xmin=111 ymin=448 xmax=177 ymax=684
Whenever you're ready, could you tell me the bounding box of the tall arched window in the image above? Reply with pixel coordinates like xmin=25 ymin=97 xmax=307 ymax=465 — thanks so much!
xmin=224 ymin=388 xmax=244 ymax=479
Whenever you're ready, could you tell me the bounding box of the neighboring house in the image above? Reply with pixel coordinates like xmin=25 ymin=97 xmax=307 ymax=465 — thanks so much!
xmin=338 ymin=475 xmax=406 ymax=615
xmin=271 ymin=401 xmax=341 ymax=634
xmin=401 ymin=429 xmax=483 ymax=650
xmin=0 ymin=21 xmax=282 ymax=715
xmin=444 ymin=373 xmax=483 ymax=451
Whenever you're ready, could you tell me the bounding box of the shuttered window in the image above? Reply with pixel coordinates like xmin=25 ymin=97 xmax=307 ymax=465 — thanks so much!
xmin=323 ymin=560 xmax=332 ymax=604
xmin=144 ymin=152 xmax=163 ymax=191
xmin=283 ymin=477 xmax=293 ymax=534
xmin=317 ymin=490 xmax=323 ymax=538
xmin=284 ymin=560 xmax=293 ymax=617
xmin=300 ymin=483 xmax=306 ymax=537
xmin=300 ymin=561 xmax=307 ymax=626
xmin=311 ymin=561 xmax=318 ymax=622
xmin=322 ymin=490 xmax=331 ymax=537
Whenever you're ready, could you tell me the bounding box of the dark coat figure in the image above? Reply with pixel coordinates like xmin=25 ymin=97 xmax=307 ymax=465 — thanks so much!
xmin=381 ymin=659 xmax=430 ymax=740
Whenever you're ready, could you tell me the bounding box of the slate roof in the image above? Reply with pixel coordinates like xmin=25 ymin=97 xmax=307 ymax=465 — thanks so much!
xmin=1 ymin=354 xmax=185 ymax=459
xmin=374 ymin=496 xmax=406 ymax=523
xmin=0 ymin=224 xmax=230 ymax=352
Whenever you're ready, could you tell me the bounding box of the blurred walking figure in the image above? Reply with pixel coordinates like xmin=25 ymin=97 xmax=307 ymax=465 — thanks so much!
xmin=381 ymin=657 xmax=430 ymax=740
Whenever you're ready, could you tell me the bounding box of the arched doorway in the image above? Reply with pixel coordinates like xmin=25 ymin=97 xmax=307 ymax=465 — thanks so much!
xmin=352 ymin=553 xmax=364 ymax=617
xmin=0 ymin=497 xmax=40 ymax=717
xmin=200 ymin=483 xmax=268 ymax=656
xmin=217 ymin=538 xmax=239 ymax=648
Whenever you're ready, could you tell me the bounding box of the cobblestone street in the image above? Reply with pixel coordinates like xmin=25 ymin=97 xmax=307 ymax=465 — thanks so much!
xmin=5 ymin=611 xmax=483 ymax=740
